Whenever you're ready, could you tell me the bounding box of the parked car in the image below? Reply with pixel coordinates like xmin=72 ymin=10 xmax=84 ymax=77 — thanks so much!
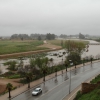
xmin=32 ymin=88 xmax=42 ymax=96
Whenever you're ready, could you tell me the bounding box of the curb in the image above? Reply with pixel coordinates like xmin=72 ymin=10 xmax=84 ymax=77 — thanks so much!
xmin=62 ymin=60 xmax=100 ymax=100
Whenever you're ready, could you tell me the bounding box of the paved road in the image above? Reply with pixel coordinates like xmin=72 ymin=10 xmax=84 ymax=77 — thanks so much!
xmin=12 ymin=62 xmax=100 ymax=100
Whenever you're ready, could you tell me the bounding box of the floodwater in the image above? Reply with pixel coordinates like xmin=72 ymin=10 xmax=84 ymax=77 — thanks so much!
xmin=0 ymin=39 xmax=100 ymax=74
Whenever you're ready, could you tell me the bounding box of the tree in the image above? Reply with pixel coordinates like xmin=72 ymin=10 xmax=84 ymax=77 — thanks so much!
xmin=25 ymin=72 xmax=33 ymax=88
xmin=65 ymin=40 xmax=86 ymax=55
xmin=49 ymin=58 xmax=54 ymax=72
xmin=44 ymin=57 xmax=49 ymax=65
xmin=40 ymin=57 xmax=49 ymax=81
xmin=59 ymin=34 xmax=67 ymax=38
xmin=35 ymin=57 xmax=49 ymax=81
xmin=34 ymin=56 xmax=51 ymax=81
xmin=19 ymin=57 xmax=24 ymax=67
xmin=67 ymin=52 xmax=81 ymax=68
xmin=4 ymin=61 xmax=17 ymax=71
xmin=46 ymin=33 xmax=55 ymax=40
xmin=65 ymin=40 xmax=86 ymax=70
xmin=30 ymin=58 xmax=36 ymax=70
xmin=10 ymin=34 xmax=30 ymax=40
xmin=18 ymin=57 xmax=24 ymax=72
xmin=41 ymin=64 xmax=48 ymax=81
xmin=30 ymin=33 xmax=46 ymax=40
xmin=49 ymin=58 xmax=53 ymax=66
xmin=6 ymin=83 xmax=13 ymax=98
xmin=38 ymin=36 xmax=42 ymax=40
xmin=79 ymin=33 xmax=85 ymax=39
xmin=65 ymin=41 xmax=83 ymax=54
xmin=35 ymin=57 xmax=42 ymax=68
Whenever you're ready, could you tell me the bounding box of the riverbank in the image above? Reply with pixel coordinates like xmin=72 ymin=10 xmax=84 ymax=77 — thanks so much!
xmin=0 ymin=43 xmax=62 ymax=59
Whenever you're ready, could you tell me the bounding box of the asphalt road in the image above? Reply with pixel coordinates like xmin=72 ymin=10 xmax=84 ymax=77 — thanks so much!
xmin=12 ymin=62 xmax=100 ymax=100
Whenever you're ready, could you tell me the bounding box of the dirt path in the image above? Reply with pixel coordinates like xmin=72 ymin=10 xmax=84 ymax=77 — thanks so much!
xmin=0 ymin=78 xmax=22 ymax=94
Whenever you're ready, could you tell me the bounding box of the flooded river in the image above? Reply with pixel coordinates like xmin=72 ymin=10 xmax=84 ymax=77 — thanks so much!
xmin=0 ymin=39 xmax=100 ymax=74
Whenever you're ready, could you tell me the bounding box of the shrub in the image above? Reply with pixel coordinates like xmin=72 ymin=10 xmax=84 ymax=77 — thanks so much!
xmin=73 ymin=91 xmax=82 ymax=100
xmin=8 ymin=74 xmax=21 ymax=79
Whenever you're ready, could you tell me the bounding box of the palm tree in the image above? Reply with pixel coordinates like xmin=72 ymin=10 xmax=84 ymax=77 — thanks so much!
xmin=41 ymin=64 xmax=48 ymax=81
xmin=35 ymin=57 xmax=42 ymax=68
xmin=35 ymin=57 xmax=49 ymax=81
xmin=25 ymin=72 xmax=33 ymax=88
xmin=6 ymin=83 xmax=13 ymax=98
xmin=49 ymin=58 xmax=54 ymax=72
xmin=44 ymin=57 xmax=49 ymax=65
xmin=49 ymin=58 xmax=53 ymax=65
xmin=30 ymin=58 xmax=36 ymax=71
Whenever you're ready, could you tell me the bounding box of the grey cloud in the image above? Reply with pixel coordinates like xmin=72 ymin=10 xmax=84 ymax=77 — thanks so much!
xmin=0 ymin=0 xmax=100 ymax=36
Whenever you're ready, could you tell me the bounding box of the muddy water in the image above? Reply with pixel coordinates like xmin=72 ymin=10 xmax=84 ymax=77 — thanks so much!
xmin=0 ymin=40 xmax=100 ymax=74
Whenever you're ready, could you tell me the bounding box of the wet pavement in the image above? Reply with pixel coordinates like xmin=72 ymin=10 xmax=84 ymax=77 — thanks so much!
xmin=11 ymin=62 xmax=100 ymax=100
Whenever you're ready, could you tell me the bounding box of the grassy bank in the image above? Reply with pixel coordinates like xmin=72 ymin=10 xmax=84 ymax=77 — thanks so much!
xmin=74 ymin=74 xmax=100 ymax=100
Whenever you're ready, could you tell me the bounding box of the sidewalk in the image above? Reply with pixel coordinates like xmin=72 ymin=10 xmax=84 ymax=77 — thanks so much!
xmin=63 ymin=60 xmax=100 ymax=100
xmin=0 ymin=60 xmax=99 ymax=100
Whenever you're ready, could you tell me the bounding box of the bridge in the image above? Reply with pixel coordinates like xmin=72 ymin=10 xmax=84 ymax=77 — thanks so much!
xmin=89 ymin=43 xmax=100 ymax=45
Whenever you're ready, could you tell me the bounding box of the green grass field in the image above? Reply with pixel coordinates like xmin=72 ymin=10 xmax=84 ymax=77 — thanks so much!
xmin=47 ymin=40 xmax=62 ymax=46
xmin=0 ymin=40 xmax=47 ymax=55
xmin=0 ymin=39 xmax=89 ymax=55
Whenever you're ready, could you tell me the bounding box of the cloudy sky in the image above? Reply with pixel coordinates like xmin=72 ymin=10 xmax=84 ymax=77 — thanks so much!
xmin=0 ymin=0 xmax=100 ymax=36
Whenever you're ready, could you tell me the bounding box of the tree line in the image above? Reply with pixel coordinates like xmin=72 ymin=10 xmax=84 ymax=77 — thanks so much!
xmin=10 ymin=33 xmax=86 ymax=40
xmin=10 ymin=33 xmax=56 ymax=40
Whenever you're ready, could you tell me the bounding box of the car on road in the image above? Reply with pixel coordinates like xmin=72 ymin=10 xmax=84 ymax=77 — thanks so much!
xmin=32 ymin=88 xmax=42 ymax=96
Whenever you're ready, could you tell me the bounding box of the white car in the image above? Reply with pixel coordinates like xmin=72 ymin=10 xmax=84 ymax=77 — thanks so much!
xmin=32 ymin=88 xmax=42 ymax=96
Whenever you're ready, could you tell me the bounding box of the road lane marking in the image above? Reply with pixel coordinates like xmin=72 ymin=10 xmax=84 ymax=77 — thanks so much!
xmin=35 ymin=66 xmax=96 ymax=100
xmin=61 ymin=71 xmax=100 ymax=100
xmin=61 ymin=87 xmax=80 ymax=100
xmin=13 ymin=63 xmax=98 ymax=100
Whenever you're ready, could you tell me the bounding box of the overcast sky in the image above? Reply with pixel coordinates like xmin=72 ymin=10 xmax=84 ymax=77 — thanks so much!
xmin=0 ymin=0 xmax=100 ymax=36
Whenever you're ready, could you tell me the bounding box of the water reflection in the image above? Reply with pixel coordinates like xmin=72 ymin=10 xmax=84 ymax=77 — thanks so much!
xmin=54 ymin=77 xmax=58 ymax=84
xmin=83 ymin=66 xmax=85 ymax=72
xmin=74 ymin=69 xmax=77 ymax=75
xmin=42 ymin=82 xmax=48 ymax=93
xmin=64 ymin=73 xmax=68 ymax=81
